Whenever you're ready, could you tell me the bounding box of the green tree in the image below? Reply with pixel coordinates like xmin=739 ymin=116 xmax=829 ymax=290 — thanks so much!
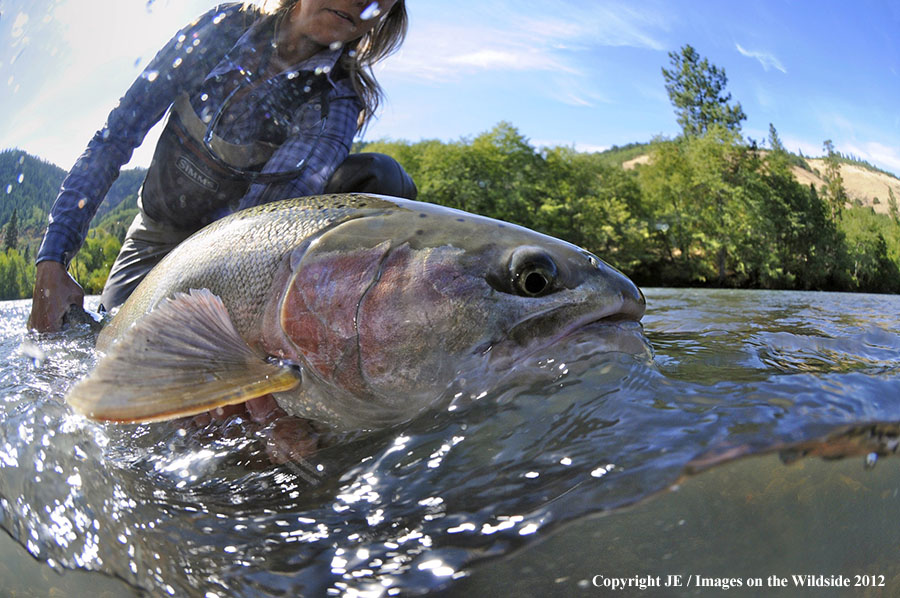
xmin=887 ymin=186 xmax=899 ymax=224
xmin=0 ymin=249 xmax=34 ymax=300
xmin=536 ymin=147 xmax=648 ymax=274
xmin=69 ymin=230 xmax=122 ymax=294
xmin=841 ymin=207 xmax=900 ymax=292
xmin=755 ymin=130 xmax=850 ymax=290
xmin=768 ymin=123 xmax=786 ymax=153
xmin=662 ymin=44 xmax=747 ymax=137
xmin=821 ymin=139 xmax=847 ymax=221
xmin=638 ymin=126 xmax=760 ymax=285
xmin=3 ymin=208 xmax=18 ymax=251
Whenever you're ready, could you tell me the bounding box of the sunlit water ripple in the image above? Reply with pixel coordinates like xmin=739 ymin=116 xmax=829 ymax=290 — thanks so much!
xmin=1 ymin=289 xmax=899 ymax=596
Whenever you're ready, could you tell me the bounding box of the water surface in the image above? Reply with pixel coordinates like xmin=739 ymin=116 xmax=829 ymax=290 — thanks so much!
xmin=1 ymin=288 xmax=899 ymax=597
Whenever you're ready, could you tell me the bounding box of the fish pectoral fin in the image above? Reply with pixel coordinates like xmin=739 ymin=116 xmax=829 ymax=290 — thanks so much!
xmin=66 ymin=288 xmax=301 ymax=423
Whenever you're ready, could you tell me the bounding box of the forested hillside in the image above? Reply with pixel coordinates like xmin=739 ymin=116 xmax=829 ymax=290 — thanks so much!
xmin=2 ymin=45 xmax=899 ymax=300
xmin=0 ymin=149 xmax=144 ymax=299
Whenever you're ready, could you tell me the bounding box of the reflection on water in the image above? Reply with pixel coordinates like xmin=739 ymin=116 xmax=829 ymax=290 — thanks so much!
xmin=0 ymin=289 xmax=899 ymax=596
xmin=449 ymin=452 xmax=900 ymax=598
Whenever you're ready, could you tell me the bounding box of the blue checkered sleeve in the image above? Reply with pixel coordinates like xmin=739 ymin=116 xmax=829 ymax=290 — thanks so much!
xmin=36 ymin=4 xmax=249 ymax=265
xmin=238 ymin=79 xmax=363 ymax=209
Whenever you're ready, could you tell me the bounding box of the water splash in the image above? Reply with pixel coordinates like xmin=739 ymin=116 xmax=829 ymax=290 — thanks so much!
xmin=0 ymin=290 xmax=899 ymax=595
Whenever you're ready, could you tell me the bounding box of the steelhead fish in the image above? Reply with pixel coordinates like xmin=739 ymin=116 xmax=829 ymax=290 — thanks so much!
xmin=67 ymin=194 xmax=646 ymax=431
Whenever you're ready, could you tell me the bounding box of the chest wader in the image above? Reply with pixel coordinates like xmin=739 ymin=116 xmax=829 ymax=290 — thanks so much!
xmin=99 ymin=96 xmax=419 ymax=311
xmin=99 ymin=93 xmax=279 ymax=310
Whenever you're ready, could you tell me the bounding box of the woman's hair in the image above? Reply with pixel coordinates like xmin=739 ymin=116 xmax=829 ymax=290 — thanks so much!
xmin=261 ymin=1 xmax=407 ymax=130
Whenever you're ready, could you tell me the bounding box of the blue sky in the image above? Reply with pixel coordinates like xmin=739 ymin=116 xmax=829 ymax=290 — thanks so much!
xmin=2 ymin=0 xmax=899 ymax=175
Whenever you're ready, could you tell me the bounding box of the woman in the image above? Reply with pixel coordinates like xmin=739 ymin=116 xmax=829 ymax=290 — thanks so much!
xmin=28 ymin=0 xmax=413 ymax=332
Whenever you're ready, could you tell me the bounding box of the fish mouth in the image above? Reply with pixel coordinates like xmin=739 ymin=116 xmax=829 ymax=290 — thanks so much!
xmin=507 ymin=300 xmax=646 ymax=355
xmin=488 ymin=307 xmax=650 ymax=371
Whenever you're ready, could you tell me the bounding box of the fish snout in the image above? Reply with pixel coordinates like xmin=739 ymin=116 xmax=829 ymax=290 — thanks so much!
xmin=591 ymin=257 xmax=645 ymax=323
xmin=613 ymin=271 xmax=646 ymax=322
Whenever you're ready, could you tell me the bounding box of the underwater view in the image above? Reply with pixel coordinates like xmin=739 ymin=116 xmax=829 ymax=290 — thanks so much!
xmin=1 ymin=287 xmax=899 ymax=597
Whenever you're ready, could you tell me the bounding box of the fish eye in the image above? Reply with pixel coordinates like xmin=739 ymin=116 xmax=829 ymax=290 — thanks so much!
xmin=510 ymin=247 xmax=558 ymax=298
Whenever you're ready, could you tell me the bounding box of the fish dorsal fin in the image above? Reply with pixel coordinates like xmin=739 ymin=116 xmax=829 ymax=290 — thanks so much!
xmin=67 ymin=289 xmax=301 ymax=423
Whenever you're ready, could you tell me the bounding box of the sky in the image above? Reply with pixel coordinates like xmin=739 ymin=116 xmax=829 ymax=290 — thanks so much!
xmin=1 ymin=0 xmax=899 ymax=176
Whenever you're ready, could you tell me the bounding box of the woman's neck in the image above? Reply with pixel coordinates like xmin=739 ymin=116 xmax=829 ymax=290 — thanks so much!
xmin=273 ymin=12 xmax=326 ymax=69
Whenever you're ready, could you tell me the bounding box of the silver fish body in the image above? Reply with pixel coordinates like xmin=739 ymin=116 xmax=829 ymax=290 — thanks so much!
xmin=69 ymin=194 xmax=646 ymax=431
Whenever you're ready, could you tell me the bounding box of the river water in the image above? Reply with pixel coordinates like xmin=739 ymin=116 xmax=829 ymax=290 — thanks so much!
xmin=1 ymin=288 xmax=899 ymax=597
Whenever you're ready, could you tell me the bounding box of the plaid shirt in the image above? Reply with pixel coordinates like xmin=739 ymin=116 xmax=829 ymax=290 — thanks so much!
xmin=38 ymin=3 xmax=362 ymax=265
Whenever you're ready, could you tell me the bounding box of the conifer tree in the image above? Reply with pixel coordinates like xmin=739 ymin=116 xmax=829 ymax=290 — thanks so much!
xmin=662 ymin=45 xmax=747 ymax=137
xmin=888 ymin=187 xmax=899 ymax=224
xmin=3 ymin=208 xmax=17 ymax=251
xmin=822 ymin=140 xmax=847 ymax=221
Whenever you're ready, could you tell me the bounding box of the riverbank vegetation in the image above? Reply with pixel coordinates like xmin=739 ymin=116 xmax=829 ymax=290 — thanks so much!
xmin=2 ymin=46 xmax=899 ymax=299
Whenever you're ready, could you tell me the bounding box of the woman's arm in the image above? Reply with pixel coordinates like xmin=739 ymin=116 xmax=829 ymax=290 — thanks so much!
xmin=29 ymin=4 xmax=252 ymax=332
xmin=36 ymin=4 xmax=251 ymax=267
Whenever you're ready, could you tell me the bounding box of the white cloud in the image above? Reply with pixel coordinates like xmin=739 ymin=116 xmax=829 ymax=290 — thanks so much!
xmin=512 ymin=2 xmax=668 ymax=52
xmin=447 ymin=49 xmax=573 ymax=73
xmin=2 ymin=0 xmax=216 ymax=168
xmin=778 ymin=134 xmax=900 ymax=176
xmin=844 ymin=141 xmax=900 ymax=175
xmin=386 ymin=0 xmax=668 ymax=81
xmin=735 ymin=43 xmax=787 ymax=74
xmin=780 ymin=134 xmax=825 ymax=159
xmin=529 ymin=137 xmax=610 ymax=152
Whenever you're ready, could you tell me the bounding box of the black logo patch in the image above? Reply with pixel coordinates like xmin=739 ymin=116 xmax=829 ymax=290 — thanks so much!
xmin=176 ymin=155 xmax=219 ymax=191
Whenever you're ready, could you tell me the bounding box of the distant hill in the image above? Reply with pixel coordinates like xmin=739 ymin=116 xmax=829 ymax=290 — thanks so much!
xmin=620 ymin=150 xmax=900 ymax=215
xmin=0 ymin=149 xmax=144 ymax=254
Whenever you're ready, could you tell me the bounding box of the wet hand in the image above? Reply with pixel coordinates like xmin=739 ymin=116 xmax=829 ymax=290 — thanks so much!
xmin=27 ymin=261 xmax=85 ymax=333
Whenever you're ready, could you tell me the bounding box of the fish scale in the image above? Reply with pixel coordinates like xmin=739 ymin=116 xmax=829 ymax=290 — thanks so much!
xmin=100 ymin=194 xmax=395 ymax=344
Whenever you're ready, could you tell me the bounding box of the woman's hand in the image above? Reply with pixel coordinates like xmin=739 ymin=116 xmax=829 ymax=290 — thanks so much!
xmin=27 ymin=261 xmax=85 ymax=332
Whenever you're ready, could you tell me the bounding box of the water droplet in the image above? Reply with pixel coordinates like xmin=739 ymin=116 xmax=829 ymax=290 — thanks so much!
xmin=19 ymin=340 xmax=46 ymax=367
xmin=144 ymin=70 xmax=159 ymax=82
xmin=361 ymin=2 xmax=382 ymax=20
xmin=172 ymin=57 xmax=183 ymax=68
xmin=17 ymin=173 xmax=24 ymax=184
xmin=11 ymin=12 xmax=29 ymax=38
xmin=865 ymin=452 xmax=878 ymax=469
